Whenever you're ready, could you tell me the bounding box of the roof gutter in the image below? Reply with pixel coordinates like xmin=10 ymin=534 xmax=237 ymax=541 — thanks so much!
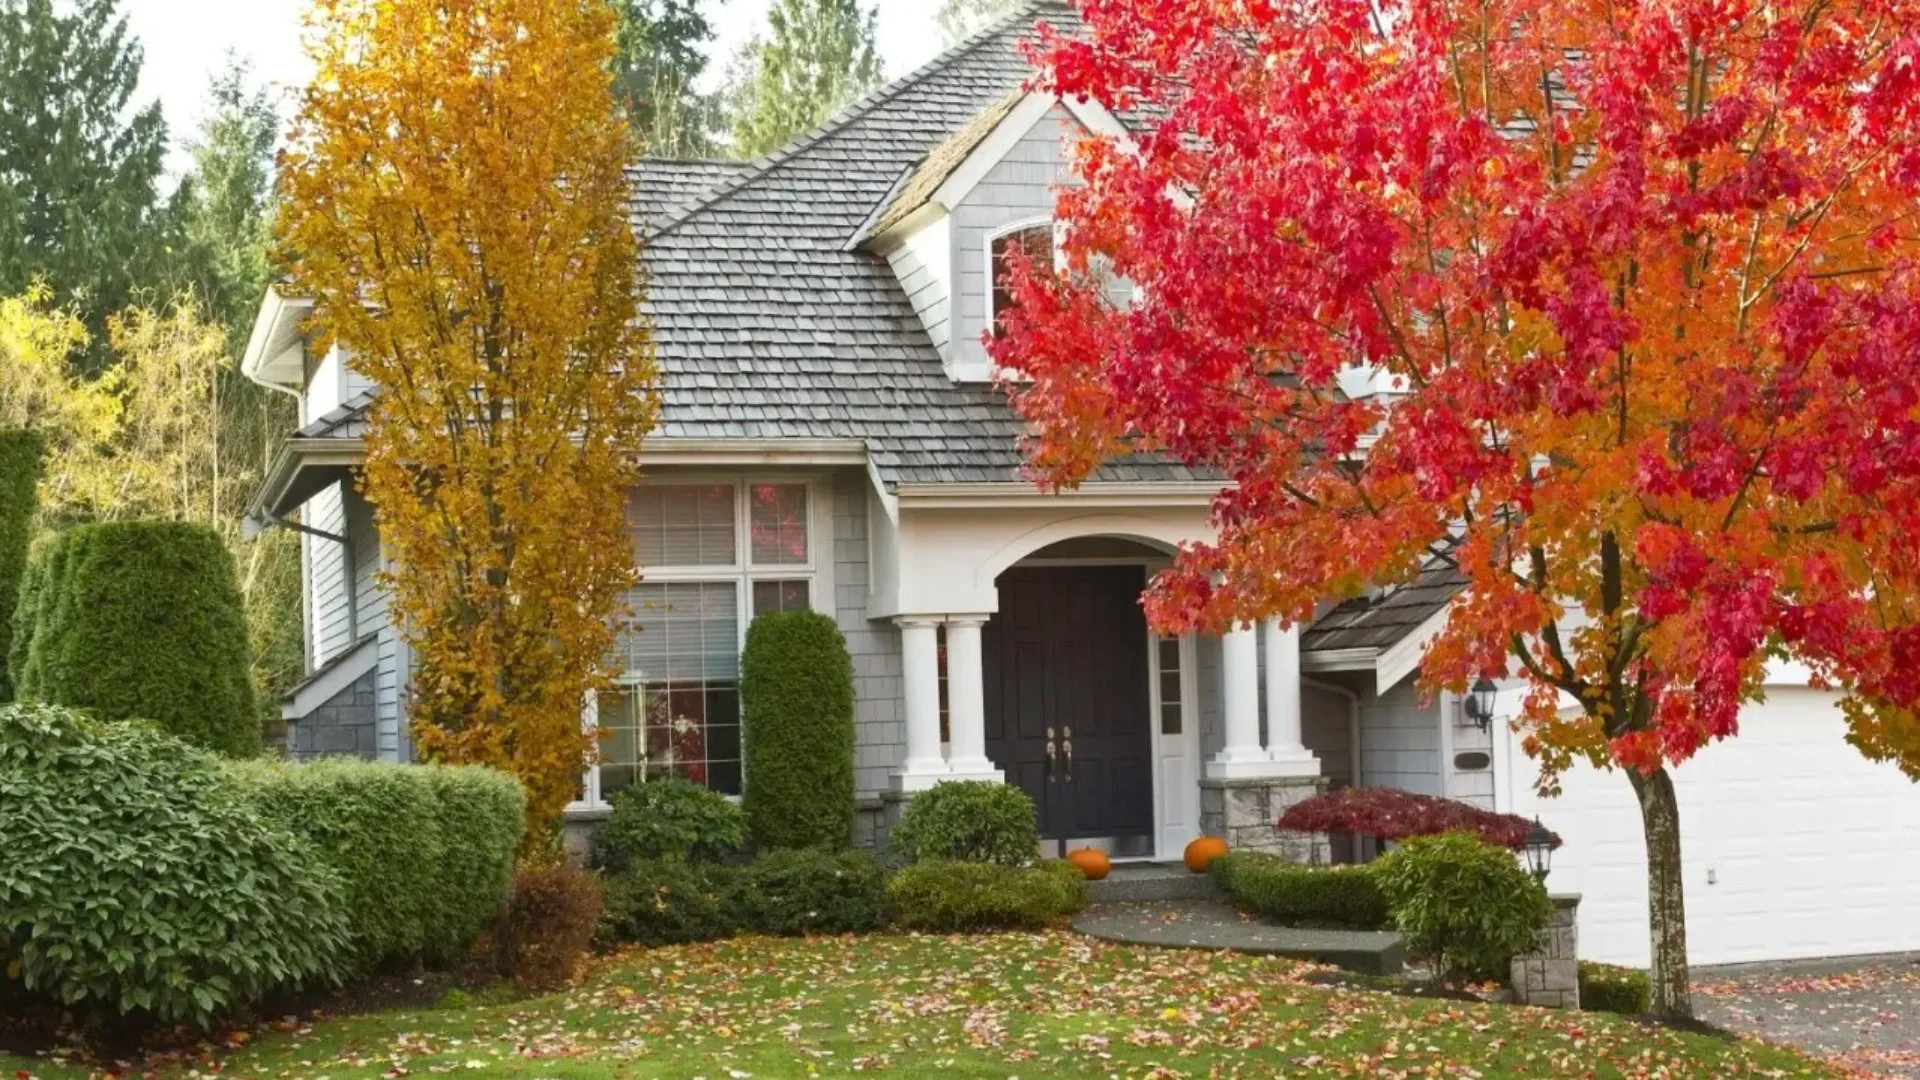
xmin=892 ymin=481 xmax=1224 ymax=509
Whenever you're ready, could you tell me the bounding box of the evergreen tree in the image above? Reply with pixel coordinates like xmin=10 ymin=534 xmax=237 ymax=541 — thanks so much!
xmin=163 ymin=55 xmax=279 ymax=351
xmin=611 ymin=0 xmax=720 ymax=159
xmin=725 ymin=0 xmax=881 ymax=160
xmin=938 ymin=0 xmax=1024 ymax=45
xmin=0 ymin=0 xmax=168 ymax=370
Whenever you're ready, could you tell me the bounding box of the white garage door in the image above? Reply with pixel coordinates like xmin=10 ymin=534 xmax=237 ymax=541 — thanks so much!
xmin=1493 ymin=688 xmax=1920 ymax=967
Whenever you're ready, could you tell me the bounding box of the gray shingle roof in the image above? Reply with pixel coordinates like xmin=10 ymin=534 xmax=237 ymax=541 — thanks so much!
xmin=1300 ymin=563 xmax=1468 ymax=654
xmin=287 ymin=2 xmax=1205 ymax=490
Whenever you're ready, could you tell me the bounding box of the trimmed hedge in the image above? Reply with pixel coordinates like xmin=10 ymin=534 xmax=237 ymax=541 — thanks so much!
xmin=887 ymin=859 xmax=1088 ymax=932
xmin=0 ymin=429 xmax=43 ymax=701
xmin=1372 ymin=830 xmax=1554 ymax=983
xmin=1579 ymin=961 xmax=1651 ymax=1015
xmin=13 ymin=521 xmax=257 ymax=756
xmin=594 ymin=775 xmax=746 ymax=869
xmin=741 ymin=609 xmax=855 ymax=850
xmin=231 ymin=758 xmax=524 ymax=973
xmin=0 ymin=703 xmax=349 ymax=1028
xmin=729 ymin=849 xmax=887 ymax=936
xmin=889 ymin=781 xmax=1040 ymax=867
xmin=1209 ymin=852 xmax=1391 ymax=929
xmin=597 ymin=858 xmax=738 ymax=948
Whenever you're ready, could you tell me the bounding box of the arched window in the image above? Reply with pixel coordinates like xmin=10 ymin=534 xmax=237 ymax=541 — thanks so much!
xmin=987 ymin=220 xmax=1054 ymax=335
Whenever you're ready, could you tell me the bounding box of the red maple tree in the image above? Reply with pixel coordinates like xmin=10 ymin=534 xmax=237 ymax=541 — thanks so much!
xmin=992 ymin=0 xmax=1920 ymax=1017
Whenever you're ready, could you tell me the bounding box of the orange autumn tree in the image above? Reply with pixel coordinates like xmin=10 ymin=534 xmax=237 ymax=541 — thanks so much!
xmin=279 ymin=0 xmax=658 ymax=840
xmin=994 ymin=0 xmax=1920 ymax=1017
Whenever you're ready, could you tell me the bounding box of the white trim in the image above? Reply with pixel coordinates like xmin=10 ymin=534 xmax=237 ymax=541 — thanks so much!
xmin=281 ymin=635 xmax=378 ymax=721
xmin=1151 ymin=630 xmax=1203 ymax=859
xmin=894 ymin=481 xmax=1223 ymax=509
xmin=241 ymin=287 xmax=312 ymax=392
xmin=1375 ymin=605 xmax=1453 ymax=694
xmin=1299 ymin=646 xmax=1378 ymax=673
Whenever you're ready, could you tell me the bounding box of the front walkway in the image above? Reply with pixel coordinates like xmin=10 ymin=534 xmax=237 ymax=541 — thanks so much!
xmin=1695 ymin=953 xmax=1920 ymax=1078
xmin=1073 ymin=898 xmax=1405 ymax=975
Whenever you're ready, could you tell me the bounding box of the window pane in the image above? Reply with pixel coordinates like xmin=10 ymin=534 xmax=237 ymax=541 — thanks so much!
xmin=748 ymin=484 xmax=809 ymax=565
xmin=1158 ymin=636 xmax=1182 ymax=735
xmin=606 ymin=582 xmax=743 ymax=795
xmin=991 ymin=225 xmax=1054 ymax=335
xmin=751 ymin=579 xmax=811 ymax=616
xmin=630 ymin=484 xmax=736 ymax=567
xmin=598 ymin=688 xmax=644 ymax=798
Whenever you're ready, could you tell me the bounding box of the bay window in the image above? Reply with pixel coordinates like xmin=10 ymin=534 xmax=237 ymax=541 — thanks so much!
xmin=577 ymin=479 xmax=822 ymax=808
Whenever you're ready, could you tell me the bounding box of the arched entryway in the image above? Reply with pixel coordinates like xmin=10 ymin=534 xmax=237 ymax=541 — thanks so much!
xmin=982 ymin=538 xmax=1195 ymax=858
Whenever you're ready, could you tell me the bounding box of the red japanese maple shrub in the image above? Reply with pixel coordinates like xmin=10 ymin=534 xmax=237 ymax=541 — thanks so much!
xmin=1277 ymin=788 xmax=1559 ymax=852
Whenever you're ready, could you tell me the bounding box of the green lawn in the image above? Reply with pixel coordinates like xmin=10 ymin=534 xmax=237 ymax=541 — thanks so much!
xmin=4 ymin=932 xmax=1849 ymax=1079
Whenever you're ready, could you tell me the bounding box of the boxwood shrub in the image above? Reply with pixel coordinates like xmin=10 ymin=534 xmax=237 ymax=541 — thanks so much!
xmin=231 ymin=758 xmax=524 ymax=972
xmin=1579 ymin=961 xmax=1651 ymax=1015
xmin=1209 ymin=852 xmax=1391 ymax=929
xmin=0 ymin=703 xmax=349 ymax=1028
xmin=0 ymin=428 xmax=43 ymax=701
xmin=597 ymin=858 xmax=739 ymax=948
xmin=1372 ymin=830 xmax=1554 ymax=983
xmin=741 ymin=609 xmax=855 ymax=850
xmin=594 ymin=775 xmax=747 ymax=870
xmin=887 ymin=859 xmax=1088 ymax=932
xmin=889 ymin=781 xmax=1039 ymax=867
xmin=13 ymin=520 xmax=257 ymax=756
xmin=729 ymin=848 xmax=887 ymax=936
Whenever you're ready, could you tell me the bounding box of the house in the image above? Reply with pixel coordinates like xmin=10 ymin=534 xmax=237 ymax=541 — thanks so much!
xmin=239 ymin=1 xmax=1919 ymax=967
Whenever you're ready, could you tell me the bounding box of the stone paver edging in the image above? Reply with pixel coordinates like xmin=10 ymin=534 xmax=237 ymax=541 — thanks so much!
xmin=1073 ymin=899 xmax=1406 ymax=976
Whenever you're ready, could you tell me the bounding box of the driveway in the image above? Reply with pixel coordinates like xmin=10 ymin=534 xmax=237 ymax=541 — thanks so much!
xmin=1695 ymin=953 xmax=1920 ymax=1077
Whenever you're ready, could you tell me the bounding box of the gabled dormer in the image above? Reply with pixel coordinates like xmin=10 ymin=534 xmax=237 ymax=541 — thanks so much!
xmin=856 ymin=89 xmax=1130 ymax=383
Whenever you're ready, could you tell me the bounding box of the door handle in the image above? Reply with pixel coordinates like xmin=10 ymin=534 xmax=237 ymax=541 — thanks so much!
xmin=1045 ymin=726 xmax=1057 ymax=781
xmin=1062 ymin=725 xmax=1074 ymax=783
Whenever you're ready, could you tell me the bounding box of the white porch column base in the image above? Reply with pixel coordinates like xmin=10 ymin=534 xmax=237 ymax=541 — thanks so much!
xmin=1208 ymin=621 xmax=1271 ymax=779
xmin=892 ymin=617 xmax=951 ymax=792
xmin=942 ymin=616 xmax=1003 ymax=783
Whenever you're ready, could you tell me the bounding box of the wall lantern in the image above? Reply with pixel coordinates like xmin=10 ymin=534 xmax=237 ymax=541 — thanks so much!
xmin=1524 ymin=817 xmax=1556 ymax=883
xmin=1462 ymin=676 xmax=1499 ymax=731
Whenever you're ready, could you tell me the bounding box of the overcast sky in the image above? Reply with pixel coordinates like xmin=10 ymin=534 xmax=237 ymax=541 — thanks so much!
xmin=122 ymin=0 xmax=949 ymax=176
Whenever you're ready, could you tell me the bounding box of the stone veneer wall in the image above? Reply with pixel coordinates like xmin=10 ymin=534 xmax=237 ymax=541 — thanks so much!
xmin=1511 ymin=894 xmax=1582 ymax=1009
xmin=286 ymin=667 xmax=379 ymax=760
xmin=1200 ymin=775 xmax=1331 ymax=863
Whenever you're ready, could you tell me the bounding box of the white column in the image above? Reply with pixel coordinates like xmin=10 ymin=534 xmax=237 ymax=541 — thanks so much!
xmin=942 ymin=616 xmax=1003 ymax=782
xmin=893 ymin=617 xmax=950 ymax=791
xmin=1262 ymin=617 xmax=1320 ymax=776
xmin=1208 ymin=621 xmax=1271 ymax=778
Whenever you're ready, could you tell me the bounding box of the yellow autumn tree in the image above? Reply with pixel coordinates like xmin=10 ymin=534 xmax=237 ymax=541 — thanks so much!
xmin=278 ymin=0 xmax=659 ymax=840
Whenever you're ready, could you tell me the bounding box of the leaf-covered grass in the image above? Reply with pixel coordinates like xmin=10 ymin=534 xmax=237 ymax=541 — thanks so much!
xmin=4 ymin=932 xmax=1849 ymax=1079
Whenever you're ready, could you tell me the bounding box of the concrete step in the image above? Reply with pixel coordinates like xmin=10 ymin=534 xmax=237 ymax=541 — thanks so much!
xmin=1085 ymin=862 xmax=1218 ymax=904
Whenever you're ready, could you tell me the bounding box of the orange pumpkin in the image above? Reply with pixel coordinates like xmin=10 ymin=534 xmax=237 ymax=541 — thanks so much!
xmin=1184 ymin=836 xmax=1229 ymax=873
xmin=1065 ymin=847 xmax=1111 ymax=881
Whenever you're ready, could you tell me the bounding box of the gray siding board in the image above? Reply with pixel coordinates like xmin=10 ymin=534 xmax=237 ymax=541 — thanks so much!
xmin=305 ymin=483 xmax=352 ymax=667
xmin=833 ymin=471 xmax=902 ymax=796
xmin=1302 ymin=683 xmax=1354 ymax=789
xmin=1359 ymin=680 xmax=1443 ymax=795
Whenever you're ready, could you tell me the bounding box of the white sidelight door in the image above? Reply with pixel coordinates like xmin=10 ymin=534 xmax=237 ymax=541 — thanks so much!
xmin=1151 ymin=632 xmax=1203 ymax=859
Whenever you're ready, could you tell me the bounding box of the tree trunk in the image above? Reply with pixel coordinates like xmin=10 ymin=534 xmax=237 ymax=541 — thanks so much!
xmin=1627 ymin=765 xmax=1692 ymax=1019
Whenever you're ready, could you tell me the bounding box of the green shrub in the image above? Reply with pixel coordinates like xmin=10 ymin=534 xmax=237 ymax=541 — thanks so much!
xmin=0 ymin=429 xmax=43 ymax=702
xmin=496 ymin=862 xmax=604 ymax=992
xmin=231 ymin=758 xmax=524 ymax=973
xmin=1372 ymin=830 xmax=1554 ymax=984
xmin=1209 ymin=852 xmax=1391 ymax=929
xmin=887 ymin=859 xmax=1088 ymax=932
xmin=13 ymin=520 xmax=257 ymax=756
xmin=730 ymin=849 xmax=887 ymax=936
xmin=741 ymin=609 xmax=855 ymax=850
xmin=889 ymin=781 xmax=1039 ymax=867
xmin=594 ymin=775 xmax=747 ymax=869
xmin=0 ymin=703 xmax=349 ymax=1027
xmin=597 ymin=859 xmax=739 ymax=948
xmin=1579 ymin=961 xmax=1651 ymax=1015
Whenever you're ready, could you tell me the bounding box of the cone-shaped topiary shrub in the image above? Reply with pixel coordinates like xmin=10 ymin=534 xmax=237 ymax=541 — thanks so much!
xmin=740 ymin=609 xmax=855 ymax=850
xmin=0 ymin=429 xmax=43 ymax=701
xmin=13 ymin=520 xmax=257 ymax=755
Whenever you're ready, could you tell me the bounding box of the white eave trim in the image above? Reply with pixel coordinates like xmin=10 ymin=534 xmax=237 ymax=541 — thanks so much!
xmin=1300 ymin=647 xmax=1378 ymax=673
xmin=636 ymin=438 xmax=867 ymax=467
xmin=241 ymin=287 xmax=313 ymax=392
xmin=893 ymin=480 xmax=1223 ymax=509
xmin=1374 ymin=604 xmax=1455 ymax=695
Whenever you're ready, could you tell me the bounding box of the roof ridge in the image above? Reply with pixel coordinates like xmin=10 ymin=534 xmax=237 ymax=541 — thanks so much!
xmin=648 ymin=0 xmax=1063 ymax=240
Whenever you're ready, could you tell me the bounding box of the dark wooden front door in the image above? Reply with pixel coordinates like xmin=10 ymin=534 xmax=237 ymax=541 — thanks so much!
xmin=983 ymin=565 xmax=1154 ymax=843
